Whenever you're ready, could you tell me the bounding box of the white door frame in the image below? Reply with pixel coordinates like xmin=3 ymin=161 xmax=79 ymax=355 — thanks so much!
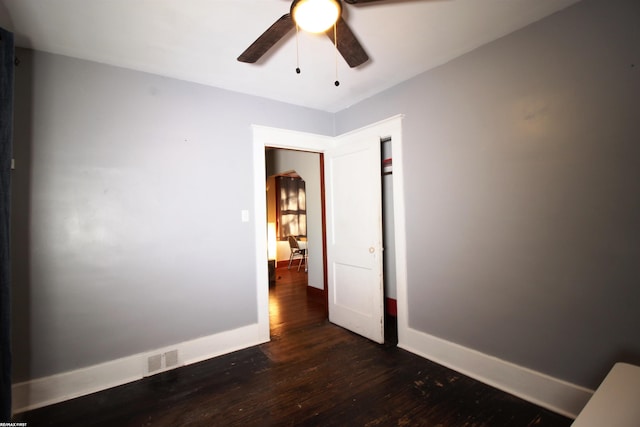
xmin=252 ymin=115 xmax=408 ymax=345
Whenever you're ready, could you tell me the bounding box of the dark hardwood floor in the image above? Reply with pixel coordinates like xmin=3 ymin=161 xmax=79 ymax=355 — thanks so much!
xmin=15 ymin=267 xmax=573 ymax=426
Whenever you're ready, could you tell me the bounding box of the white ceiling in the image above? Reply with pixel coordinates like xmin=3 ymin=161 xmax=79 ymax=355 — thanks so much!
xmin=0 ymin=0 xmax=581 ymax=112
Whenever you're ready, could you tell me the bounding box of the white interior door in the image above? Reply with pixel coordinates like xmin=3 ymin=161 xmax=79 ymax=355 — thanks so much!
xmin=325 ymin=132 xmax=384 ymax=343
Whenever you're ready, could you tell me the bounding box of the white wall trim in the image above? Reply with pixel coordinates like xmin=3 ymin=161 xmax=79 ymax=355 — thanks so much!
xmin=399 ymin=326 xmax=594 ymax=419
xmin=252 ymin=125 xmax=335 ymax=343
xmin=252 ymin=125 xmax=335 ymax=152
xmin=12 ymin=323 xmax=265 ymax=414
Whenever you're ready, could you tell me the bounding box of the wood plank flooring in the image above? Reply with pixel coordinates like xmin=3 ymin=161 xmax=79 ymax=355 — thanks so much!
xmin=14 ymin=268 xmax=573 ymax=426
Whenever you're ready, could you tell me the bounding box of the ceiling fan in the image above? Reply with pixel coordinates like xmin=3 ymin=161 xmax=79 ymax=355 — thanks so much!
xmin=237 ymin=0 xmax=411 ymax=69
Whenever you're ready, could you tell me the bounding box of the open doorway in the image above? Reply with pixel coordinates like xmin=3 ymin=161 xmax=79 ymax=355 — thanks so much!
xmin=265 ymin=147 xmax=327 ymax=299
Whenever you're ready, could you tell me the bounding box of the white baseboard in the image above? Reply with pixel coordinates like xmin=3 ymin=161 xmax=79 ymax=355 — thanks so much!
xmin=12 ymin=323 xmax=267 ymax=414
xmin=398 ymin=326 xmax=594 ymax=419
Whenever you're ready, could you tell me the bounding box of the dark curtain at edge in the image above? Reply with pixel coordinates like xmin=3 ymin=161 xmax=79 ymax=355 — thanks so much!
xmin=0 ymin=27 xmax=14 ymax=421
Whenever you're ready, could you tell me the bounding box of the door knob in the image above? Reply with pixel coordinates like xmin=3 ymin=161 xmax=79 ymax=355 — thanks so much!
xmin=369 ymin=247 xmax=375 ymax=253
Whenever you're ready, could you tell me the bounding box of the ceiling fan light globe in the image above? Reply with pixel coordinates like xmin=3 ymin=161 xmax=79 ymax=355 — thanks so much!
xmin=292 ymin=0 xmax=341 ymax=33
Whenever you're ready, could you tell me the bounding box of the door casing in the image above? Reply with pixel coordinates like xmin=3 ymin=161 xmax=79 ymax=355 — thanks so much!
xmin=252 ymin=115 xmax=408 ymax=345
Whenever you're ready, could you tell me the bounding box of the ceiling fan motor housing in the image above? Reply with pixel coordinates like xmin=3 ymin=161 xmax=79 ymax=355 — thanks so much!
xmin=291 ymin=0 xmax=343 ymax=33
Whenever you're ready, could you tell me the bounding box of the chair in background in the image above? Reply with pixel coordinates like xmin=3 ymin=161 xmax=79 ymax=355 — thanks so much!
xmin=287 ymin=235 xmax=307 ymax=272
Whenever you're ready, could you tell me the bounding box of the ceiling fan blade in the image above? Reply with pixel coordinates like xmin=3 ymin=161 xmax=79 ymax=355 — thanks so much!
xmin=237 ymin=14 xmax=295 ymax=63
xmin=344 ymin=0 xmax=387 ymax=3
xmin=325 ymin=16 xmax=369 ymax=68
xmin=344 ymin=0 xmax=428 ymax=4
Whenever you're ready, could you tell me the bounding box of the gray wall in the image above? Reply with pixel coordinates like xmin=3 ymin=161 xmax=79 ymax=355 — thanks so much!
xmin=10 ymin=0 xmax=640 ymax=395
xmin=336 ymin=0 xmax=640 ymax=389
xmin=11 ymin=49 xmax=333 ymax=381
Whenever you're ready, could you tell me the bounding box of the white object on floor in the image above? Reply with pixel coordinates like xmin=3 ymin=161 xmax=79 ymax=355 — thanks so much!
xmin=571 ymin=362 xmax=640 ymax=427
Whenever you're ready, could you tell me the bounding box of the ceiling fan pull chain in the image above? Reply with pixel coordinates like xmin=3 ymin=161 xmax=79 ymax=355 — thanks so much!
xmin=334 ymin=23 xmax=340 ymax=86
xmin=295 ymin=24 xmax=301 ymax=74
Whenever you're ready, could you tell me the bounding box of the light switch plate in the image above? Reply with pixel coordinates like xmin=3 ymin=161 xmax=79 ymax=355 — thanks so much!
xmin=241 ymin=210 xmax=250 ymax=222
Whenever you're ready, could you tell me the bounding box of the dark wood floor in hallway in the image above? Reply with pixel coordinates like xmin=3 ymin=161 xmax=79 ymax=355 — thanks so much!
xmin=15 ymin=267 xmax=573 ymax=426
